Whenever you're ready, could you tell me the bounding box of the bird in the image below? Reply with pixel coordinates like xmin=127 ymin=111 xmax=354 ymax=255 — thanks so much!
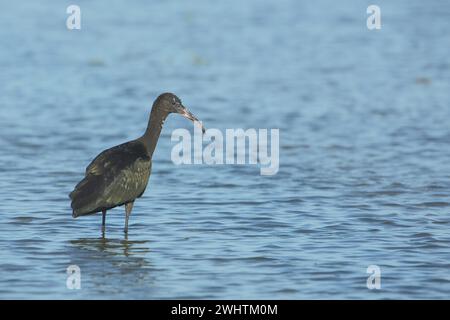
xmin=69 ymin=92 xmax=204 ymax=233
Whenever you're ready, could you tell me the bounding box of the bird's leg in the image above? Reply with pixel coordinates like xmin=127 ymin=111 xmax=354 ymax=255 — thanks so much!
xmin=124 ymin=202 xmax=134 ymax=234
xmin=102 ymin=210 xmax=107 ymax=227
xmin=101 ymin=210 xmax=107 ymax=236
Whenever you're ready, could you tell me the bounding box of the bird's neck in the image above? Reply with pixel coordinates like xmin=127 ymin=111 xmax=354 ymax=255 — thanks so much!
xmin=141 ymin=107 xmax=169 ymax=158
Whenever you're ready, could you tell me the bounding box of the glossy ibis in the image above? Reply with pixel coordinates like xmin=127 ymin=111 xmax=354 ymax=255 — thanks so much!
xmin=69 ymin=93 xmax=204 ymax=233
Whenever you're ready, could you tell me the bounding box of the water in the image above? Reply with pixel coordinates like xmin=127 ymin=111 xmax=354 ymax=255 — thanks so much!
xmin=0 ymin=0 xmax=449 ymax=299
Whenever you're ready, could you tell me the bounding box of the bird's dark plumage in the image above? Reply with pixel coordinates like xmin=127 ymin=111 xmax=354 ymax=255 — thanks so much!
xmin=70 ymin=140 xmax=151 ymax=217
xmin=69 ymin=92 xmax=204 ymax=233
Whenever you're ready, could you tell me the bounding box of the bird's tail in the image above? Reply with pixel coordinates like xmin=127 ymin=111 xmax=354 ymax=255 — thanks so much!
xmin=69 ymin=175 xmax=102 ymax=218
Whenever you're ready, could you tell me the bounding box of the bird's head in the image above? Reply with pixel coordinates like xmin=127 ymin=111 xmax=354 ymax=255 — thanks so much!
xmin=154 ymin=92 xmax=205 ymax=133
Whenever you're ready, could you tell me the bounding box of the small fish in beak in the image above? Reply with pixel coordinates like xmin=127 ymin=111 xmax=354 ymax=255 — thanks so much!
xmin=179 ymin=106 xmax=206 ymax=134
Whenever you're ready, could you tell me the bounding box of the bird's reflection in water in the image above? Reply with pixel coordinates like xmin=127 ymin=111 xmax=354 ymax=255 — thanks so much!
xmin=70 ymin=233 xmax=150 ymax=257
xmin=68 ymin=233 xmax=156 ymax=296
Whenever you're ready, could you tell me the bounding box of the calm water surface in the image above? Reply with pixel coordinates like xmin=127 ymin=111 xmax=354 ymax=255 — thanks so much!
xmin=0 ymin=0 xmax=449 ymax=299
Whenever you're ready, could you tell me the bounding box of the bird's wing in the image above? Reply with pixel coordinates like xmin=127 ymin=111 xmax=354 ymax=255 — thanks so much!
xmin=93 ymin=141 xmax=152 ymax=207
xmin=71 ymin=140 xmax=151 ymax=214
xmin=102 ymin=157 xmax=152 ymax=207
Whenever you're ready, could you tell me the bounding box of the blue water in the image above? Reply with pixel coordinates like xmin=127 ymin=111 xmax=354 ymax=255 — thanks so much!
xmin=0 ymin=0 xmax=449 ymax=299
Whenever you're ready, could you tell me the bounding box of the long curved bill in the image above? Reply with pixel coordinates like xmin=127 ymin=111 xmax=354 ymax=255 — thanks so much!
xmin=180 ymin=107 xmax=206 ymax=134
